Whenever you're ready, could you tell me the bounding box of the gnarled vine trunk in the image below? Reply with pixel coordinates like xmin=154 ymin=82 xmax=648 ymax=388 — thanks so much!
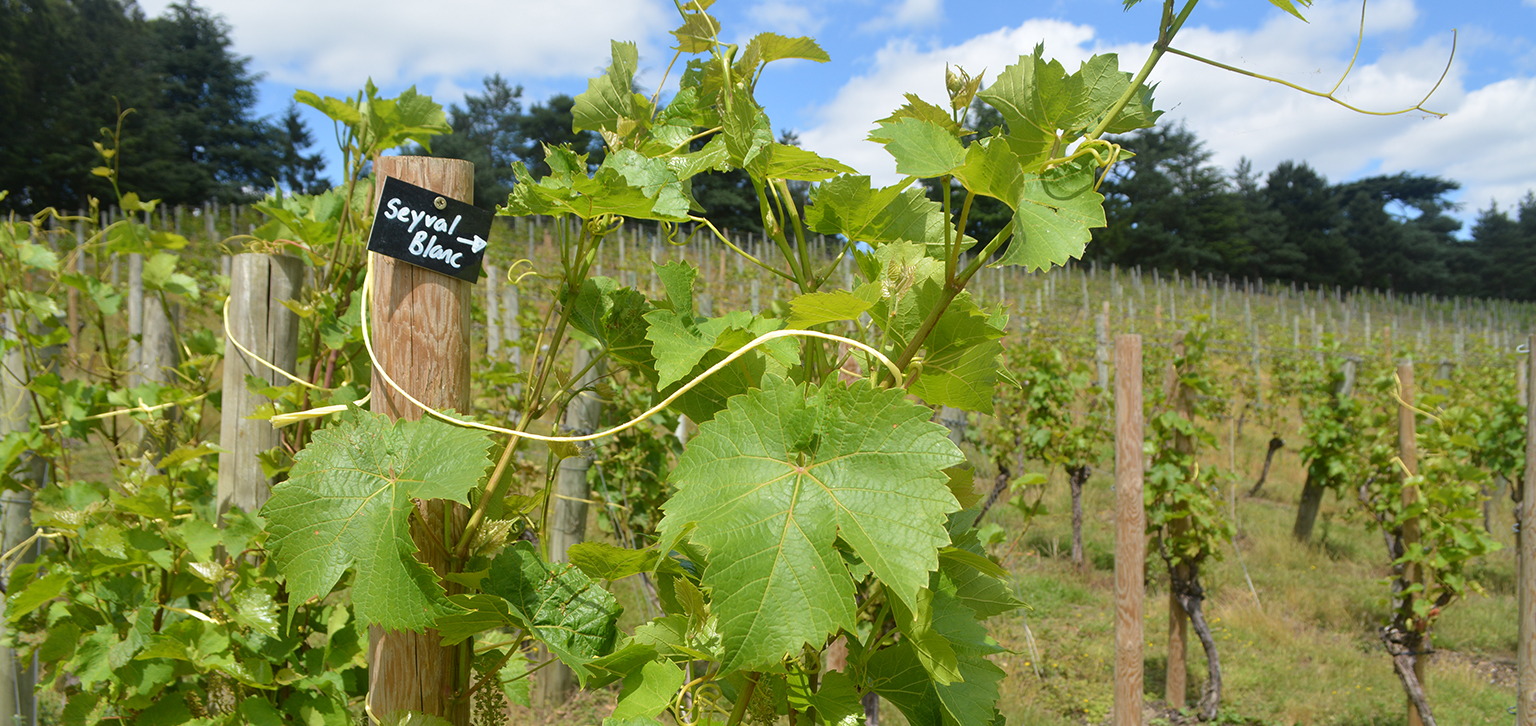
xmin=1068 ymin=465 xmax=1090 ymax=569
xmin=1247 ymin=436 xmax=1283 ymax=497
xmin=1170 ymin=565 xmax=1222 ymax=721
xmin=1381 ymin=625 xmax=1436 ymax=726
xmin=1292 ymin=472 xmax=1327 ymax=541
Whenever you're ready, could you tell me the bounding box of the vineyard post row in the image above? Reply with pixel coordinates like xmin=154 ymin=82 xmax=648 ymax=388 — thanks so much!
xmin=59 ymin=200 xmax=1536 ymax=345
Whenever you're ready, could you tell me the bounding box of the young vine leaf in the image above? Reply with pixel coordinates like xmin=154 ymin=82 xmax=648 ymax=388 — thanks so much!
xmin=867 ymin=589 xmax=1006 ymax=725
xmin=261 ymin=407 xmax=493 ymax=630
xmin=657 ymin=377 xmax=964 ymax=671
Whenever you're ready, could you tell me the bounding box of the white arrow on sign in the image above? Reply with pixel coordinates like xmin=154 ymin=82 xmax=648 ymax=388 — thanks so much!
xmin=455 ymin=234 xmax=488 ymax=254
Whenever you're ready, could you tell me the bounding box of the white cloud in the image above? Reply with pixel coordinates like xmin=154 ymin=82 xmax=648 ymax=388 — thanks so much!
xmin=138 ymin=0 xmax=672 ymax=93
xmin=798 ymin=0 xmax=1536 ymax=221
xmin=859 ymin=0 xmax=943 ymax=33
xmin=748 ymin=0 xmax=825 ymax=36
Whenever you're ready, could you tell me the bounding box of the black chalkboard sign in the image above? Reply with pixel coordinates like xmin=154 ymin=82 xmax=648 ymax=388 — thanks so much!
xmin=367 ymin=176 xmax=493 ymax=282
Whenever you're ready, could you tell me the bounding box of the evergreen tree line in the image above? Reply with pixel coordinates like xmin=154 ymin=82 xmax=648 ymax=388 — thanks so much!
xmin=0 ymin=0 xmax=326 ymax=211
xmin=1083 ymin=124 xmax=1536 ymax=301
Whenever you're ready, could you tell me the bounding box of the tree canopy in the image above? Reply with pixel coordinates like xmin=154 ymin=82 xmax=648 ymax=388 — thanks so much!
xmin=0 ymin=0 xmax=324 ymax=211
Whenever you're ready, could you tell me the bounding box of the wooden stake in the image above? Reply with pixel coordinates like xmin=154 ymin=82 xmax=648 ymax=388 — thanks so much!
xmin=1399 ymin=360 xmax=1426 ymax=726
xmin=1114 ymin=335 xmax=1145 ymax=726
xmin=484 ymin=264 xmax=501 ymax=361
xmin=0 ymin=312 xmax=40 ymax=726
xmin=367 ymin=156 xmax=475 ymax=725
xmin=1520 ymin=334 xmax=1536 ymax=726
xmin=539 ymin=346 xmax=606 ymax=704
xmin=218 ymin=254 xmax=304 ymax=518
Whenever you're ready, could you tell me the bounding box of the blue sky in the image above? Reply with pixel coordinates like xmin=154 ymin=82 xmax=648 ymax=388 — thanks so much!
xmin=140 ymin=0 xmax=1536 ymax=228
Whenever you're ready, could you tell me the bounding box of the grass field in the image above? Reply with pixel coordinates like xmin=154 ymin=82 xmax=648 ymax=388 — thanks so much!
xmin=970 ymin=403 xmax=1518 ymax=726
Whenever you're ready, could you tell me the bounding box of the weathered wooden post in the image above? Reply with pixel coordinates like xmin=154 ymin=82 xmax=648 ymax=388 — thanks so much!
xmin=1096 ymin=302 xmax=1110 ymax=390
xmin=939 ymin=406 xmax=966 ymax=447
xmin=539 ymin=346 xmax=606 ymax=704
xmin=1520 ymin=334 xmax=1536 ymax=726
xmin=218 ymin=253 xmax=304 ymax=518
xmin=135 ymin=291 xmax=180 ymax=459
xmin=368 ymin=156 xmax=475 ymax=725
xmin=484 ymin=263 xmax=501 ymax=361
xmin=0 ymin=311 xmax=39 ymax=726
xmin=1114 ymin=334 xmax=1145 ymax=726
xmin=126 ymin=253 xmax=144 ymax=385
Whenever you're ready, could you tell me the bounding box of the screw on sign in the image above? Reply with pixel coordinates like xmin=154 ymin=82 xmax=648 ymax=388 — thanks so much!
xmin=369 ymin=176 xmax=493 ymax=281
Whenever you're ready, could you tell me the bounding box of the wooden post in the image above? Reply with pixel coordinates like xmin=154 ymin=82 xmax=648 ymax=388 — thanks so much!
xmin=367 ymin=156 xmax=475 ymax=726
xmin=126 ymin=253 xmax=144 ymax=386
xmin=218 ymin=254 xmax=304 ymax=518
xmin=1114 ymin=335 xmax=1145 ymax=726
xmin=939 ymin=406 xmax=966 ymax=447
xmin=484 ymin=264 xmax=501 ymax=361
xmin=539 ymin=346 xmax=606 ymax=704
xmin=1520 ymin=335 xmax=1536 ymax=726
xmin=138 ymin=293 xmax=180 ymax=458
xmin=1096 ymin=302 xmax=1110 ymax=390
xmin=0 ymin=311 xmax=40 ymax=726
xmin=1398 ymin=360 xmax=1426 ymax=726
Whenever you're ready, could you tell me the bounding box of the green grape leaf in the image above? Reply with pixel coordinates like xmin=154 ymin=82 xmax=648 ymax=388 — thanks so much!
xmin=944 ymin=467 xmax=980 ymax=510
xmin=904 ymin=300 xmax=1004 ymax=413
xmin=937 ymin=549 xmax=1020 ymax=618
xmin=784 ymin=291 xmax=873 ymax=329
xmin=879 ymin=93 xmax=964 ymax=137
xmin=670 ymin=10 xmax=721 ymax=53
xmin=805 ymin=176 xmax=963 ymax=253
xmin=868 ymin=117 xmax=967 ymax=178
xmin=998 ymin=160 xmax=1104 ymax=271
xmin=893 ymin=588 xmax=961 ymax=684
xmin=787 ymin=669 xmax=863 ymax=725
xmin=490 ymin=647 xmax=531 ymax=707
xmin=8 ymin=570 xmax=70 ymax=622
xmin=566 ymin=277 xmax=654 ymax=369
xmin=977 ymin=48 xmax=1075 ymax=167
xmin=722 ymin=100 xmax=773 ymax=176
xmin=653 ymin=260 xmax=697 ymax=313
xmin=952 ymin=140 xmax=1104 ymax=271
xmin=643 ymin=308 xmax=709 ymax=390
xmin=869 ymin=590 xmax=1005 ymax=726
xmin=261 ymin=407 xmax=493 ymax=631
xmin=660 ymin=312 xmax=797 ymax=424
xmin=482 ymin=542 xmax=622 ymax=682
xmin=1076 ymin=54 xmax=1162 ymax=134
xmin=1267 ymin=0 xmax=1311 ymax=21
xmin=658 ymin=377 xmax=963 ymax=671
xmin=567 ymin=541 xmax=685 ymax=581
xmin=573 ymin=41 xmax=640 ymax=134
xmin=744 ymin=32 xmax=830 ymax=64
xmin=764 ymin=144 xmax=856 ymax=182
xmin=605 ymin=150 xmax=692 ymax=219
xmin=586 ymin=642 xmax=661 ymax=689
xmin=436 ymin=594 xmax=518 ymax=646
xmin=611 ymin=660 xmax=685 ymax=719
